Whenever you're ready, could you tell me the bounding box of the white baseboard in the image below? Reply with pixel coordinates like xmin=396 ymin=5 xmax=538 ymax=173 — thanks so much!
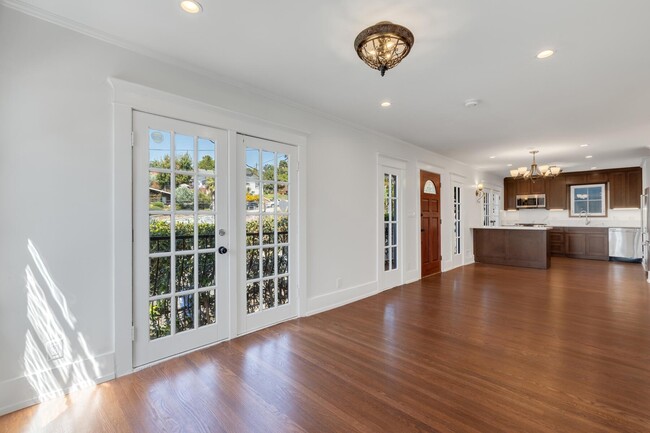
xmin=0 ymin=352 xmax=115 ymax=416
xmin=404 ymin=269 xmax=419 ymax=284
xmin=306 ymin=280 xmax=378 ymax=316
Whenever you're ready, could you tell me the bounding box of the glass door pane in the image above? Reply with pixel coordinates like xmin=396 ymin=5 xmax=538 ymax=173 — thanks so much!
xmin=240 ymin=135 xmax=297 ymax=333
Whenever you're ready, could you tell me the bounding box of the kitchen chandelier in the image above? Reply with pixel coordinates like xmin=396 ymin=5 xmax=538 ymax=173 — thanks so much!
xmin=354 ymin=21 xmax=414 ymax=77
xmin=510 ymin=150 xmax=561 ymax=183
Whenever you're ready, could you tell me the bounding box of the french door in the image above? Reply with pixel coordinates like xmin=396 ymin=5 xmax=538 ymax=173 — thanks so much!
xmin=133 ymin=112 xmax=230 ymax=367
xmin=239 ymin=135 xmax=298 ymax=333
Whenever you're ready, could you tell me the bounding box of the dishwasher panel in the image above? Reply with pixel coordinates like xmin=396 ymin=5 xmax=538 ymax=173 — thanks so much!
xmin=608 ymin=227 xmax=642 ymax=260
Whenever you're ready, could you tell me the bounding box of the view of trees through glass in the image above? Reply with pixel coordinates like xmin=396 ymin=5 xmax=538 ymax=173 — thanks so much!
xmin=245 ymin=147 xmax=290 ymax=314
xmin=147 ymin=130 xmax=218 ymax=339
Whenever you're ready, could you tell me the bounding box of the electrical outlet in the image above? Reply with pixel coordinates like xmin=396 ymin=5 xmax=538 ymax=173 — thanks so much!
xmin=336 ymin=277 xmax=342 ymax=289
xmin=45 ymin=339 xmax=64 ymax=360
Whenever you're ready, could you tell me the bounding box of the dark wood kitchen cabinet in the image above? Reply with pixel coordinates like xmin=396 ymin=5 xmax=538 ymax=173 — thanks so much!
xmin=503 ymin=177 xmax=516 ymax=210
xmin=504 ymin=166 xmax=642 ymax=212
xmin=516 ymin=179 xmax=531 ymax=195
xmin=548 ymin=228 xmax=565 ymax=256
xmin=473 ymin=228 xmax=550 ymax=269
xmin=564 ymin=227 xmax=609 ymax=260
xmin=609 ymin=168 xmax=642 ymax=209
xmin=504 ymin=178 xmax=546 ymax=206
xmin=545 ymin=175 xmax=567 ymax=209
xmin=586 ymin=171 xmax=608 ymax=183
xmin=515 ymin=179 xmax=545 ymax=195
xmin=530 ymin=179 xmax=545 ymax=194
xmin=565 ymin=173 xmax=587 ymax=185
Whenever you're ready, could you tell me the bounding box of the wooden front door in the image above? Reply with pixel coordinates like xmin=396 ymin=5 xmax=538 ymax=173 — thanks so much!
xmin=421 ymin=171 xmax=441 ymax=276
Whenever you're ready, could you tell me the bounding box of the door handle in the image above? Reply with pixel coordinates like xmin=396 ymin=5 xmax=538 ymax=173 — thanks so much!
xmin=218 ymin=246 xmax=228 ymax=254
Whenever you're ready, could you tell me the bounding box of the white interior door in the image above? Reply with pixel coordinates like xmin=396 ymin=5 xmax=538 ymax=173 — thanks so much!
xmin=239 ymin=135 xmax=298 ymax=333
xmin=133 ymin=111 xmax=229 ymax=367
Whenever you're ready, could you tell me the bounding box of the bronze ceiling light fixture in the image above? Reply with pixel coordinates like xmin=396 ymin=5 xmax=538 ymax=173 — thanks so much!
xmin=510 ymin=150 xmax=561 ymax=183
xmin=354 ymin=21 xmax=414 ymax=76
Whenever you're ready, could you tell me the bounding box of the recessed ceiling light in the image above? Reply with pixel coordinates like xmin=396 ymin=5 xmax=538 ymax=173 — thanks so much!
xmin=580 ymin=144 xmax=589 ymax=147
xmin=489 ymin=156 xmax=496 ymax=159
xmin=180 ymin=0 xmax=202 ymax=14
xmin=536 ymin=49 xmax=555 ymax=59
xmin=585 ymin=155 xmax=593 ymax=159
xmin=591 ymin=167 xmax=597 ymax=170
xmin=380 ymin=101 xmax=391 ymax=108
xmin=507 ymin=164 xmax=513 ymax=167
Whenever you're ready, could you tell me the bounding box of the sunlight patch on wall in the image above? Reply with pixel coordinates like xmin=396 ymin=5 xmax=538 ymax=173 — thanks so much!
xmin=23 ymin=239 xmax=100 ymax=405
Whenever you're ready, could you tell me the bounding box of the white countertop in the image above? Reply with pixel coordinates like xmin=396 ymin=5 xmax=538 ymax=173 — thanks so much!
xmin=473 ymin=226 xmax=553 ymax=231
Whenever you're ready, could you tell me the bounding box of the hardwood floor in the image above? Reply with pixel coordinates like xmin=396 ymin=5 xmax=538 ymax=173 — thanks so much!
xmin=3 ymin=257 xmax=650 ymax=432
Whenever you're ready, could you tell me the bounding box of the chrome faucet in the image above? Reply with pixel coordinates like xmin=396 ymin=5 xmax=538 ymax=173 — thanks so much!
xmin=579 ymin=210 xmax=591 ymax=225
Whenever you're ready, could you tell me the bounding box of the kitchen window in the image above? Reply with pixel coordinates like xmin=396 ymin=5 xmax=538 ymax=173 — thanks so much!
xmin=569 ymin=184 xmax=607 ymax=217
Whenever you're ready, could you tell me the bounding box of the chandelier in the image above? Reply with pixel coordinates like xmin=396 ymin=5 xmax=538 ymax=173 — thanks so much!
xmin=354 ymin=21 xmax=414 ymax=77
xmin=510 ymin=150 xmax=561 ymax=183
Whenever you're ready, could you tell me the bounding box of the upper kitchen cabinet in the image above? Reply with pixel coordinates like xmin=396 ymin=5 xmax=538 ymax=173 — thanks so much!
xmin=503 ymin=177 xmax=517 ymax=210
xmin=586 ymin=171 xmax=609 ymax=183
xmin=530 ymin=179 xmax=545 ymax=194
xmin=503 ymin=166 xmax=642 ymax=211
xmin=545 ymin=175 xmax=567 ymax=209
xmin=609 ymin=167 xmax=642 ymax=209
xmin=516 ymin=178 xmax=531 ymax=195
xmin=514 ymin=178 xmax=545 ymax=195
xmin=564 ymin=173 xmax=587 ymax=185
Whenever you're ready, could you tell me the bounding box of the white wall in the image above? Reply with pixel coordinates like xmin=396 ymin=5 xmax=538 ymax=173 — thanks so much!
xmin=0 ymin=6 xmax=498 ymax=413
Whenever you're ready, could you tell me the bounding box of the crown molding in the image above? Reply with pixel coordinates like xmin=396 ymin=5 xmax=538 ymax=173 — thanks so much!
xmin=1 ymin=0 xmax=481 ymax=173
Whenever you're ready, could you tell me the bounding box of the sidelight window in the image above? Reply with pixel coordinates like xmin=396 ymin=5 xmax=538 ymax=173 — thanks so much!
xmin=453 ymin=186 xmax=461 ymax=255
xmin=384 ymin=174 xmax=399 ymax=271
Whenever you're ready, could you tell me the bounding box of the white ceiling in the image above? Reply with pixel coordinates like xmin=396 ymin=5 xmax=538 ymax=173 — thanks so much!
xmin=8 ymin=0 xmax=650 ymax=177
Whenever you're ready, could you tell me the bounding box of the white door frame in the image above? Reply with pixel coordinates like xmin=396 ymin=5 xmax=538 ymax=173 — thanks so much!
xmin=378 ymin=155 xmax=406 ymax=290
xmin=109 ymin=78 xmax=308 ymax=376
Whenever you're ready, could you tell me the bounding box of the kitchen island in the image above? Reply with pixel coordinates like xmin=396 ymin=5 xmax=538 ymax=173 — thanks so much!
xmin=473 ymin=226 xmax=552 ymax=269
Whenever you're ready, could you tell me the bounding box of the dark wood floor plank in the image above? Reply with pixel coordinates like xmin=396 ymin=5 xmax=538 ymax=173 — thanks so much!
xmin=2 ymin=258 xmax=650 ymax=432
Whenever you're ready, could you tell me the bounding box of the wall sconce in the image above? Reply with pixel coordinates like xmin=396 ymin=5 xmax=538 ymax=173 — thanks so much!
xmin=475 ymin=183 xmax=485 ymax=202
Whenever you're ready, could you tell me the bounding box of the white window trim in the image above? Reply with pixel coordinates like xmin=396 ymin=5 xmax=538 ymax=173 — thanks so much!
xmin=109 ymin=78 xmax=308 ymax=377
xmin=569 ymin=183 xmax=607 ymax=217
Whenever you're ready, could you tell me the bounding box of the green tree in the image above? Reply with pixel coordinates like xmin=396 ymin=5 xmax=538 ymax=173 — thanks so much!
xmin=176 ymin=184 xmax=193 ymax=209
xmin=198 ymin=155 xmax=214 ymax=172
xmin=278 ymin=158 xmax=288 ymax=182
xmin=262 ymin=163 xmax=274 ymax=181
xmin=151 ymin=155 xmax=172 ymax=190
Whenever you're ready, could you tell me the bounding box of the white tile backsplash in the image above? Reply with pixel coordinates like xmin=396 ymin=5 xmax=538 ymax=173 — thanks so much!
xmin=500 ymin=208 xmax=641 ymax=228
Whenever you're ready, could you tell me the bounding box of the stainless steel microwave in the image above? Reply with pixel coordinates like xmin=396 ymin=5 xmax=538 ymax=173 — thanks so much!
xmin=516 ymin=194 xmax=546 ymax=209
